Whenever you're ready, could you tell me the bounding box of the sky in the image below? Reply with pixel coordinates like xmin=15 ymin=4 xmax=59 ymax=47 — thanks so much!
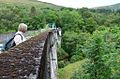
xmin=38 ymin=0 xmax=120 ymax=8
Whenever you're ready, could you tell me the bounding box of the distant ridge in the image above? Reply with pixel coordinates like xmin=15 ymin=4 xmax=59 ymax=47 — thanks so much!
xmin=0 ymin=0 xmax=62 ymax=10
xmin=95 ymin=3 xmax=120 ymax=11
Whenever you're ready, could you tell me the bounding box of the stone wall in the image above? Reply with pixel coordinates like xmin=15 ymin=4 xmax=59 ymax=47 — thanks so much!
xmin=0 ymin=31 xmax=51 ymax=79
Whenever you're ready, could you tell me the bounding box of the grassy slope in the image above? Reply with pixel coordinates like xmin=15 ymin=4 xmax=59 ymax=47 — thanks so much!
xmin=0 ymin=0 xmax=61 ymax=9
xmin=95 ymin=3 xmax=120 ymax=11
xmin=0 ymin=0 xmax=61 ymax=33
xmin=58 ymin=59 xmax=86 ymax=79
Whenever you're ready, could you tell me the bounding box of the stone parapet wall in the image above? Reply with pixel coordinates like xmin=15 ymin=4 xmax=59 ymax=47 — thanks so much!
xmin=0 ymin=31 xmax=51 ymax=79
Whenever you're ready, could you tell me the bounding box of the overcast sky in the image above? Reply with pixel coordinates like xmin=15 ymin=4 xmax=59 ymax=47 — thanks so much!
xmin=38 ymin=0 xmax=120 ymax=8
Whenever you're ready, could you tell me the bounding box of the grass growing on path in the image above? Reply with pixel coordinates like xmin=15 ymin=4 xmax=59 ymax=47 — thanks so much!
xmin=58 ymin=59 xmax=86 ymax=79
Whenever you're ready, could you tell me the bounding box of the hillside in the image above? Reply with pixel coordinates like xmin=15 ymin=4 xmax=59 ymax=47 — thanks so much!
xmin=0 ymin=0 xmax=63 ymax=33
xmin=0 ymin=0 xmax=62 ymax=10
xmin=96 ymin=3 xmax=120 ymax=11
xmin=58 ymin=60 xmax=86 ymax=79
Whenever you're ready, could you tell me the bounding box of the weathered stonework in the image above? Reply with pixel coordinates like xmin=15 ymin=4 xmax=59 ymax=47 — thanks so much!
xmin=0 ymin=31 xmax=50 ymax=79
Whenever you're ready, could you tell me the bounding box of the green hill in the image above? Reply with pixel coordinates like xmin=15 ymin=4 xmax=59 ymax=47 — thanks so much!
xmin=0 ymin=0 xmax=62 ymax=33
xmin=96 ymin=3 xmax=120 ymax=11
xmin=0 ymin=0 xmax=62 ymax=10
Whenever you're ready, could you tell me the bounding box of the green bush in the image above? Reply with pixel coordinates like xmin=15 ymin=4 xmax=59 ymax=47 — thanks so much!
xmin=57 ymin=47 xmax=68 ymax=61
xmin=58 ymin=60 xmax=69 ymax=68
xmin=70 ymin=55 xmax=83 ymax=63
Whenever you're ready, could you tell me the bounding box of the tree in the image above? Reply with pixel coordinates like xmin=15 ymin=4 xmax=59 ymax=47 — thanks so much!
xmin=62 ymin=31 xmax=80 ymax=60
xmin=30 ymin=6 xmax=37 ymax=17
xmin=84 ymin=17 xmax=98 ymax=33
xmin=70 ymin=32 xmax=90 ymax=63
xmin=71 ymin=30 xmax=112 ymax=79
xmin=84 ymin=33 xmax=111 ymax=79
xmin=59 ymin=9 xmax=84 ymax=32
